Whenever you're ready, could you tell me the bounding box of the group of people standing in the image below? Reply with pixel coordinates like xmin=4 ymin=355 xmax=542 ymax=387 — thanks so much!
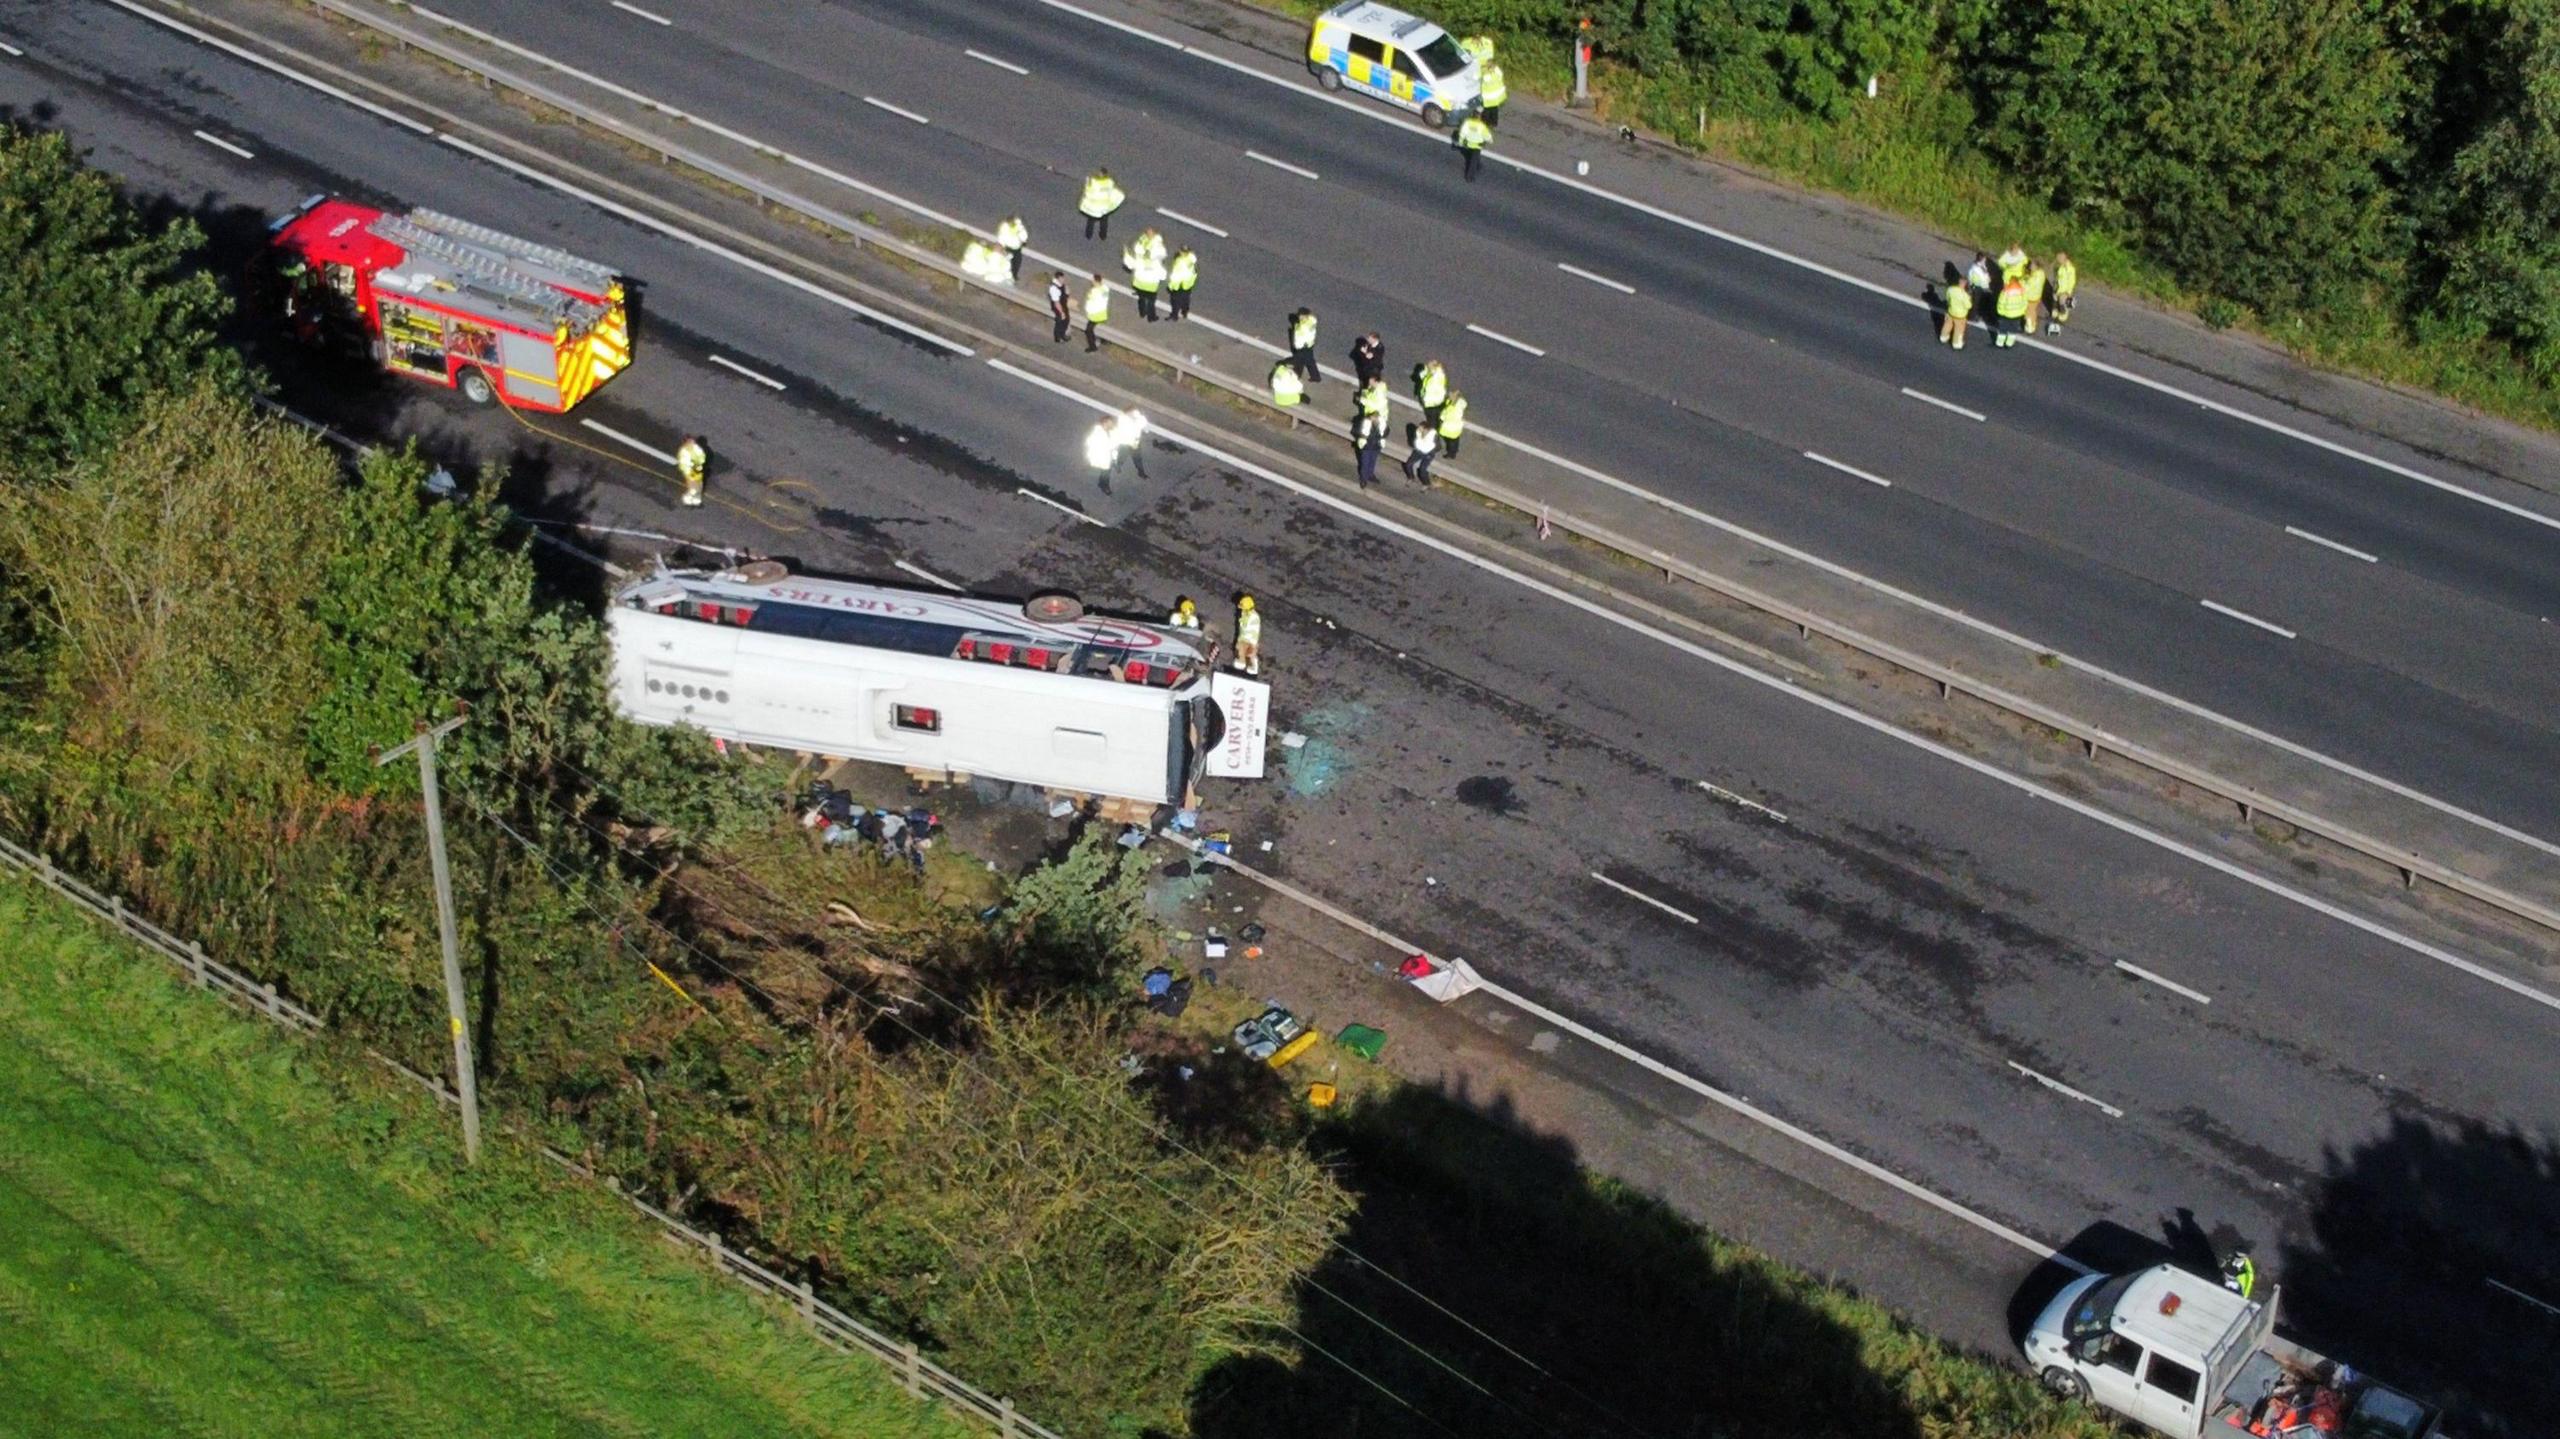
xmin=1941 ymin=244 xmax=2077 ymax=350
xmin=1020 ymin=173 xmax=1206 ymax=353
xmin=1269 ymin=311 xmax=1468 ymax=489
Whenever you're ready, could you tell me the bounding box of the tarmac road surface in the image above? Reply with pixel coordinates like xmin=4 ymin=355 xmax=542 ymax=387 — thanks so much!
xmin=7 ymin=3 xmax=2555 ymax=1427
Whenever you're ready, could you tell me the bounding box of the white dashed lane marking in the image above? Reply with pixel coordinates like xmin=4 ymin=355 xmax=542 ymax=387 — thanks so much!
xmin=2113 ymin=960 xmax=2211 ymax=1005
xmin=861 ymin=96 xmax=931 ymax=126
xmin=2007 ymin=1062 xmax=2125 ymax=1118
xmin=192 ymin=129 xmax=255 ymax=159
xmin=1154 ymin=206 xmax=1229 ymax=238
xmin=1466 ymin=323 xmax=1545 ymax=357
xmin=1589 ymin=872 xmax=1700 ymax=925
xmin=580 ymin=419 xmax=678 ymax=465
xmin=964 ymin=48 xmax=1028 ymax=75
xmin=895 ymin=559 xmax=964 ymax=591
xmin=1900 ymin=386 xmax=1986 ymax=422
xmin=1244 ymin=149 xmax=1320 ymax=181
xmin=1557 ymin=262 xmax=1634 ymax=294
xmin=707 ymin=354 xmax=785 ymax=390
xmin=1802 ymin=451 xmax=1892 ymax=489
xmin=2285 ymin=526 xmax=2379 ymax=564
xmin=2200 ymin=599 xmax=2297 ymax=640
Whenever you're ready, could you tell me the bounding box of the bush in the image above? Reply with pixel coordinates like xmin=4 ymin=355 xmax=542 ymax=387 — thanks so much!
xmin=0 ymin=127 xmax=243 ymax=471
xmin=1974 ymin=0 xmax=2407 ymax=316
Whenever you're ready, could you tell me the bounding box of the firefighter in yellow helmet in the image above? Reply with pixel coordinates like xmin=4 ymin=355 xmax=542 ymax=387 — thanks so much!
xmin=1168 ymin=595 xmax=1201 ymax=629
xmin=1233 ymin=594 xmax=1262 ymax=676
xmin=675 ymin=435 xmax=708 ymax=507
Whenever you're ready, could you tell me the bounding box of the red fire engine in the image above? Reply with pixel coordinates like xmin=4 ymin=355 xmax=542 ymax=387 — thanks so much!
xmin=266 ymin=196 xmax=631 ymax=413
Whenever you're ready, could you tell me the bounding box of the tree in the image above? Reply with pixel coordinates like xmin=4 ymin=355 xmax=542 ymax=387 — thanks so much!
xmin=2413 ymin=0 xmax=2560 ymax=379
xmin=0 ymin=383 xmax=336 ymax=798
xmin=1976 ymin=0 xmax=2409 ymax=314
xmin=0 ymin=127 xmax=243 ymax=473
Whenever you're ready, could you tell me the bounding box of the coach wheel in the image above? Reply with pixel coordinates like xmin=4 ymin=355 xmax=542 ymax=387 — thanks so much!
xmin=457 ymin=367 xmax=497 ymax=406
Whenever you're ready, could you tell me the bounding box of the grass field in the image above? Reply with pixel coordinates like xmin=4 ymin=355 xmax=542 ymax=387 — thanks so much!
xmin=0 ymin=875 xmax=974 ymax=1439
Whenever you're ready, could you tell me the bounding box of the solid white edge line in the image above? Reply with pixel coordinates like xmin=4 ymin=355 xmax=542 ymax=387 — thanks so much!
xmin=1163 ymin=829 xmax=2093 ymax=1272
xmin=2006 ymin=1062 xmax=2126 ymax=1119
xmin=579 ymin=418 xmax=677 ymax=465
xmin=964 ymin=48 xmax=1029 ymax=76
xmin=0 ymin=39 xmax=24 ymax=57
xmin=1803 ymin=451 xmax=1892 ymax=489
xmin=1589 ymin=871 xmax=1700 ymax=925
xmin=433 ymin=135 xmax=973 ymax=356
xmin=706 ymin=353 xmax=785 ymax=390
xmin=1900 ymin=386 xmax=1987 ymax=422
xmin=1557 ymin=262 xmax=1634 ymax=294
xmin=1109 ymin=413 xmax=2560 ymax=1019
xmin=861 ymin=95 xmax=931 ymax=125
xmin=1015 ymin=486 xmax=1104 ymax=525
xmin=1024 ymin=0 xmax=1183 ymax=49
xmin=408 ymin=3 xmax=783 ymax=157
xmin=1467 ymin=322 xmax=1546 ymax=357
xmin=191 ymin=129 xmax=255 ymax=159
xmin=1244 ymin=149 xmax=1320 ymax=181
xmin=370 ymin=0 xmax=2560 ymax=864
xmin=1699 ymin=781 xmax=1789 ymax=823
xmin=101 ymin=0 xmax=435 ymax=134
xmin=1490 ymin=973 xmax=2088 ymax=1268
xmin=609 ymin=0 xmax=671 ymax=26
xmin=2199 ymin=599 xmax=2298 ymax=640
xmin=2284 ymin=526 xmax=2380 ymax=564
xmin=1154 ymin=205 xmax=1230 ymax=239
xmin=1027 ymin=0 xmax=2559 ymax=536
xmin=2487 ymin=1277 xmax=2560 ymax=1318
xmin=2112 ymin=960 xmax=2212 ymax=1005
xmin=894 ymin=559 xmax=964 ymax=591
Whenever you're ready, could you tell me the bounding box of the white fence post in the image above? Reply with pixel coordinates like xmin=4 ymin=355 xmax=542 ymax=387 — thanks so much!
xmin=999 ymin=1397 xmax=1017 ymax=1439
xmin=900 ymin=1340 xmax=923 ymax=1397
xmin=795 ymin=1279 xmax=816 ymax=1331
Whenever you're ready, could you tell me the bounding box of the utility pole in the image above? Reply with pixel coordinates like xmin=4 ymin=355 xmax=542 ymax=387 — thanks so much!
xmin=374 ymin=709 xmax=481 ymax=1164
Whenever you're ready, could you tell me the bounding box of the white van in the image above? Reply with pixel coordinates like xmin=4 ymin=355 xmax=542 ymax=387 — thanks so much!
xmin=1305 ymin=2 xmax=1479 ymax=128
xmin=2021 ymin=1265 xmax=2440 ymax=1439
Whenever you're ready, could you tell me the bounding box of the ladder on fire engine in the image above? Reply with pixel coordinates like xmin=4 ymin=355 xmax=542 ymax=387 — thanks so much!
xmin=405 ymin=209 xmax=619 ymax=290
xmin=371 ymin=213 xmax=588 ymax=322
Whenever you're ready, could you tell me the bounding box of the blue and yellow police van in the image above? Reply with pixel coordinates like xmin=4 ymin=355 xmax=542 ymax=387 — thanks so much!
xmin=1306 ymin=2 xmax=1480 ymax=128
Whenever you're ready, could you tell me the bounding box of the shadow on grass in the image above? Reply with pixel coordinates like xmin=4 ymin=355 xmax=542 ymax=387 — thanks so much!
xmin=1182 ymin=1077 xmax=1926 ymax=1439
xmin=2278 ymin=1117 xmax=2560 ymax=1438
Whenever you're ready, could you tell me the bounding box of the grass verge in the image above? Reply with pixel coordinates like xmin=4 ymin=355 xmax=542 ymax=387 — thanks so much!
xmin=0 ymin=873 xmax=973 ymax=1439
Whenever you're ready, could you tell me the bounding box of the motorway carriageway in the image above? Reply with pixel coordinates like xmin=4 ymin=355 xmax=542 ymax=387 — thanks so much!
xmin=12 ymin=1 xmax=2559 ymax=1420
xmin=381 ymin=0 xmax=2560 ymax=850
